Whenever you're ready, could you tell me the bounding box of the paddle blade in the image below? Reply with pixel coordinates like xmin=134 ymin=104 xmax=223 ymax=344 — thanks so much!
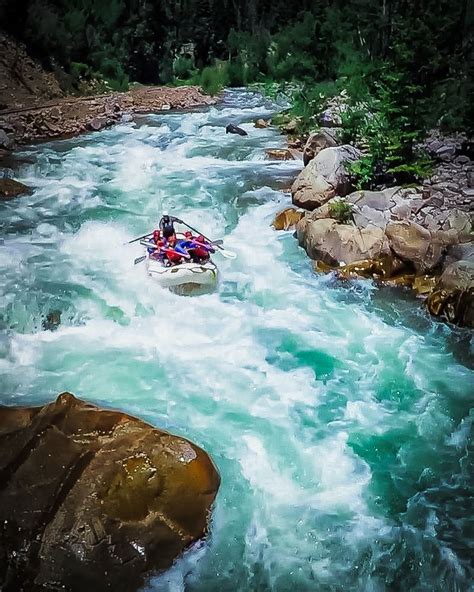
xmin=216 ymin=248 xmax=236 ymax=259
xmin=134 ymin=255 xmax=147 ymax=265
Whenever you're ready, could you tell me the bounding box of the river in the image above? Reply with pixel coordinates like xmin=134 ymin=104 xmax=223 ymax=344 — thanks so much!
xmin=0 ymin=90 xmax=473 ymax=591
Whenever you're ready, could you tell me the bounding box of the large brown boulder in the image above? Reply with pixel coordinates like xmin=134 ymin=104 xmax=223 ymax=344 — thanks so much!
xmin=291 ymin=145 xmax=361 ymax=211
xmin=297 ymin=218 xmax=390 ymax=266
xmin=303 ymin=129 xmax=338 ymax=166
xmin=385 ymin=220 xmax=445 ymax=273
xmin=0 ymin=393 xmax=220 ymax=592
xmin=0 ymin=178 xmax=33 ymax=201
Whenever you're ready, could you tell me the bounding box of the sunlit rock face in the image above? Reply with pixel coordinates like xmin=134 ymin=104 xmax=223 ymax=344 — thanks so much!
xmin=0 ymin=393 xmax=220 ymax=592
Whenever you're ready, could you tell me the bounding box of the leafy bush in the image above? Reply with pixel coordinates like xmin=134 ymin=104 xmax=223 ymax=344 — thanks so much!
xmin=173 ymin=56 xmax=195 ymax=80
xmin=199 ymin=62 xmax=229 ymax=96
xmin=329 ymin=199 xmax=353 ymax=224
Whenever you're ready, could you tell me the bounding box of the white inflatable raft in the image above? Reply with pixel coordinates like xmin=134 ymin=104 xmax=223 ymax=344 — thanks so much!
xmin=146 ymin=258 xmax=219 ymax=290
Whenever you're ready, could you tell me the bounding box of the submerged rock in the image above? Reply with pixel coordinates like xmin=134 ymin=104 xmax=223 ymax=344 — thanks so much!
xmin=0 ymin=393 xmax=220 ymax=592
xmin=265 ymin=148 xmax=294 ymax=161
xmin=225 ymin=123 xmax=247 ymax=136
xmin=254 ymin=118 xmax=271 ymax=128
xmin=0 ymin=178 xmax=33 ymax=200
xmin=42 ymin=309 xmax=62 ymax=331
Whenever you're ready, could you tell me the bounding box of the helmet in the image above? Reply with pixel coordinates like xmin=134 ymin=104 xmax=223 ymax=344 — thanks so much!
xmin=184 ymin=231 xmax=193 ymax=238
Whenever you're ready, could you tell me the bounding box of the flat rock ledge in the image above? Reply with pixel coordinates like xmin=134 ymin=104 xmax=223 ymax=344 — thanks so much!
xmin=0 ymin=393 xmax=220 ymax=592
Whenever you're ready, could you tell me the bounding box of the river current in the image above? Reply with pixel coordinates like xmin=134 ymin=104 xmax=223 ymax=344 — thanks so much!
xmin=0 ymin=90 xmax=473 ymax=591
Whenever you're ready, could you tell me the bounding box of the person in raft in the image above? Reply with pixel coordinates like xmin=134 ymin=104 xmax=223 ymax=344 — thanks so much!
xmin=178 ymin=231 xmax=215 ymax=263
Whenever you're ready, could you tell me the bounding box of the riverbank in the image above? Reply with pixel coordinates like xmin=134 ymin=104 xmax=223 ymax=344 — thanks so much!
xmin=0 ymin=86 xmax=217 ymax=153
xmin=268 ymin=100 xmax=474 ymax=329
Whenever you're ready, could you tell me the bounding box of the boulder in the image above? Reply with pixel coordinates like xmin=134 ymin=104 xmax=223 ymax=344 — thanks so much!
xmin=0 ymin=393 xmax=220 ymax=592
xmin=292 ymin=145 xmax=361 ymax=211
xmin=225 ymin=123 xmax=247 ymax=136
xmin=0 ymin=129 xmax=14 ymax=150
xmin=0 ymin=178 xmax=33 ymax=200
xmin=303 ymin=129 xmax=338 ymax=166
xmin=346 ymin=187 xmax=421 ymax=230
xmin=385 ymin=220 xmax=445 ymax=272
xmin=272 ymin=208 xmax=305 ymax=231
xmin=436 ymin=259 xmax=474 ymax=292
xmin=298 ymin=218 xmax=390 ymax=266
xmin=445 ymin=241 xmax=474 ymax=267
xmin=265 ymin=148 xmax=294 ymax=161
xmin=88 ymin=117 xmax=107 ymax=131
xmin=254 ymin=118 xmax=271 ymax=129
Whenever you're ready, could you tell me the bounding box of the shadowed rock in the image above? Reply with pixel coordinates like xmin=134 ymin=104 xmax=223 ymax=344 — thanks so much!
xmin=0 ymin=393 xmax=220 ymax=592
xmin=0 ymin=178 xmax=32 ymax=201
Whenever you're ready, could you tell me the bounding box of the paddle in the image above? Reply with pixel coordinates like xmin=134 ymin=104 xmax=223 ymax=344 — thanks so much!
xmin=171 ymin=217 xmax=236 ymax=259
xmin=126 ymin=232 xmax=154 ymax=245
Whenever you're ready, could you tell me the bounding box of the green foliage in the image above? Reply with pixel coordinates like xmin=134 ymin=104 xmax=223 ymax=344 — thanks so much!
xmin=173 ymin=56 xmax=195 ymax=80
xmin=329 ymin=199 xmax=353 ymax=224
xmin=199 ymin=62 xmax=229 ymax=96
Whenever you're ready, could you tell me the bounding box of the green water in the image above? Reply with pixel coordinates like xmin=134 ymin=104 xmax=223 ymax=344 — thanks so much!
xmin=0 ymin=90 xmax=472 ymax=592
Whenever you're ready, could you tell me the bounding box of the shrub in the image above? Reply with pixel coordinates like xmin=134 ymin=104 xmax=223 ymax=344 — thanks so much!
xmin=173 ymin=56 xmax=195 ymax=79
xmin=199 ymin=62 xmax=229 ymax=95
xmin=329 ymin=199 xmax=353 ymax=224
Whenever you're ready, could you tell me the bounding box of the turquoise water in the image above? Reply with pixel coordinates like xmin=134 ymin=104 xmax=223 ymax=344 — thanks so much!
xmin=0 ymin=90 xmax=473 ymax=592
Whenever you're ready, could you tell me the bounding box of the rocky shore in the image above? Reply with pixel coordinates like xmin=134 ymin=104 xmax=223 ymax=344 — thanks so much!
xmin=0 ymin=393 xmax=220 ymax=592
xmin=0 ymin=85 xmax=216 ymax=152
xmin=271 ymin=111 xmax=474 ymax=328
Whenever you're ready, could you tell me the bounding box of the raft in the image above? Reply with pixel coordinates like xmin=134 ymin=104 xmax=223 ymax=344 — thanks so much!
xmin=146 ymin=258 xmax=219 ymax=290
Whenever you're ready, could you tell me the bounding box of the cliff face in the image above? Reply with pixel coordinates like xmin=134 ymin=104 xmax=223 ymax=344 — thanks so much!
xmin=0 ymin=31 xmax=64 ymax=110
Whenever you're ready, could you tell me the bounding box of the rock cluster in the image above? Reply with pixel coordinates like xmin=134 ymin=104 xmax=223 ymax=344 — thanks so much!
xmin=0 ymin=393 xmax=220 ymax=592
xmin=278 ymin=118 xmax=473 ymax=327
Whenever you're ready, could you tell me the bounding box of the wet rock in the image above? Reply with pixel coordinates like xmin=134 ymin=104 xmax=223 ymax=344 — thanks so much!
xmin=254 ymin=118 xmax=271 ymax=129
xmin=0 ymin=393 xmax=220 ymax=592
xmin=225 ymin=123 xmax=247 ymax=136
xmin=412 ymin=274 xmax=437 ymax=296
xmin=336 ymin=256 xmax=405 ymax=280
xmin=272 ymin=207 xmax=304 ymax=231
xmin=297 ymin=218 xmax=390 ymax=266
xmin=42 ymin=309 xmax=62 ymax=331
xmin=426 ymin=288 xmax=474 ymax=327
xmin=292 ymin=145 xmax=361 ymax=211
xmin=0 ymin=129 xmax=14 ymax=150
xmin=265 ymin=148 xmax=294 ymax=161
xmin=0 ymin=178 xmax=33 ymax=200
xmin=303 ymin=129 xmax=338 ymax=166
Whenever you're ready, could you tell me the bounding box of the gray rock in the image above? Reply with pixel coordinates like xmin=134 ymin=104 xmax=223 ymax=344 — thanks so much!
xmin=0 ymin=129 xmax=14 ymax=150
xmin=292 ymin=145 xmax=361 ymax=211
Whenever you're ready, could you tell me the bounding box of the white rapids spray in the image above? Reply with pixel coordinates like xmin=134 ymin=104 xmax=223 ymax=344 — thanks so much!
xmin=0 ymin=90 xmax=473 ymax=592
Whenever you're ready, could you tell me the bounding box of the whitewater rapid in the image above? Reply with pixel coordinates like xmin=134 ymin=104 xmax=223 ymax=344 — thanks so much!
xmin=0 ymin=90 xmax=472 ymax=591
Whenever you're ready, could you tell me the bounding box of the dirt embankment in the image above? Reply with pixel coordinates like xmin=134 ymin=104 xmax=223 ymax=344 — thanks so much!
xmin=0 ymin=32 xmax=217 ymax=153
